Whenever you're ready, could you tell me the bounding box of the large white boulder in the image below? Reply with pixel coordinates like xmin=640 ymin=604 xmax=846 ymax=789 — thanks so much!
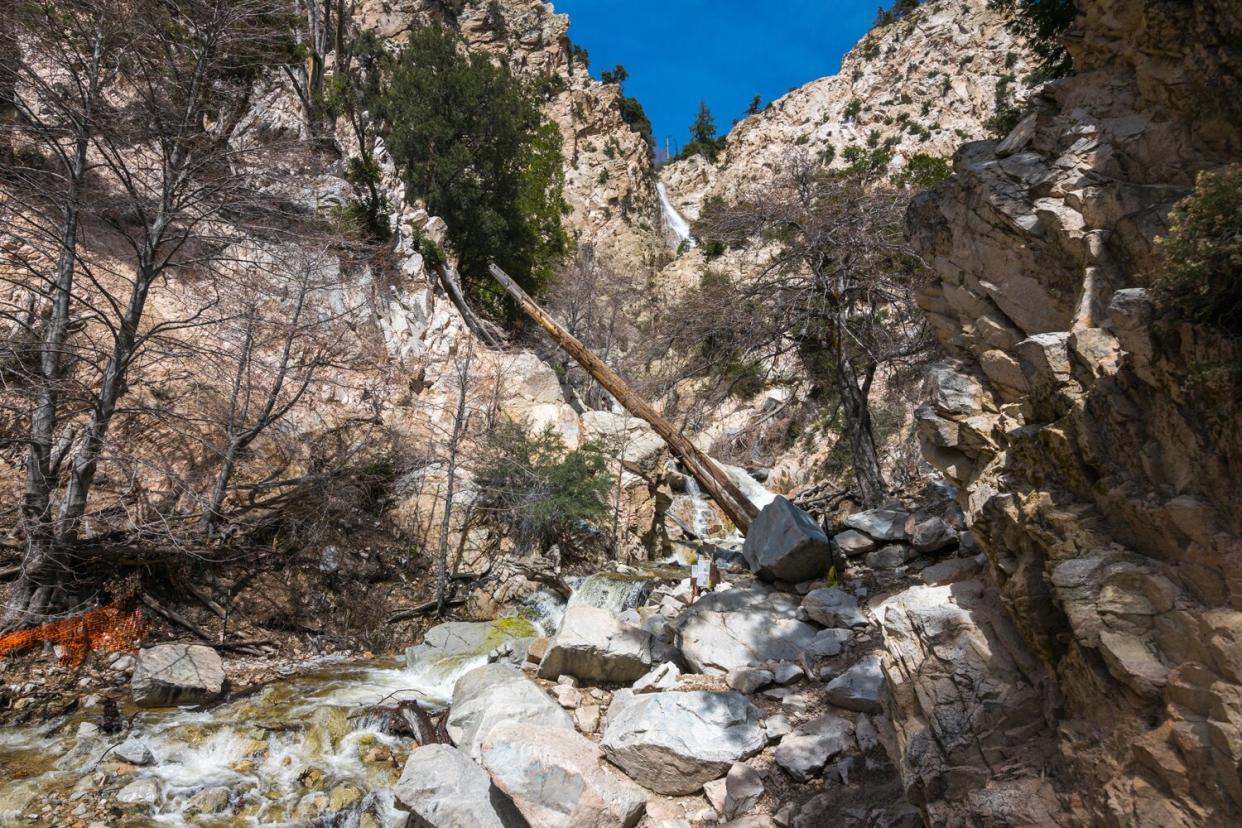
xmin=601 ymin=691 xmax=765 ymax=794
xmin=394 ymin=744 xmax=525 ymax=828
xmin=538 ymin=606 xmax=661 ymax=683
xmin=446 ymin=663 xmax=574 ymax=761
xmin=676 ymin=584 xmax=820 ymax=674
xmin=130 ymin=644 xmax=227 ymax=707
xmin=482 ymin=721 xmax=647 ymax=828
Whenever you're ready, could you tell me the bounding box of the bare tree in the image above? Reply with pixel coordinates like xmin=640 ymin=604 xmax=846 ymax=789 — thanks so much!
xmin=1 ymin=0 xmax=291 ymax=628
xmin=200 ymin=245 xmax=345 ymax=535
xmin=433 ymin=338 xmax=474 ymax=615
xmin=0 ymin=0 xmax=127 ymax=627
xmin=656 ymin=154 xmax=932 ymax=507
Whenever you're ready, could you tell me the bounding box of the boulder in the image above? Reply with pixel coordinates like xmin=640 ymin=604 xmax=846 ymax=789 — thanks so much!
xmin=864 ymin=544 xmax=918 ymax=570
xmin=405 ymin=618 xmax=540 ymax=706
xmin=909 ymin=516 xmax=957 ymax=552
xmin=726 ymin=668 xmax=773 ymax=694
xmin=805 ymin=628 xmax=853 ymax=657
xmin=723 ymin=763 xmax=765 ymax=820
xmin=538 ymin=606 xmax=662 ymax=683
xmin=601 ymin=691 xmax=765 ymax=794
xmin=773 ymin=715 xmax=855 ymax=782
xmin=395 ymin=744 xmax=525 ymax=828
xmin=801 ymin=588 xmax=867 ymax=628
xmin=633 ymin=661 xmax=680 ymax=693
xmin=482 ymin=721 xmax=647 ymax=828
xmin=676 ymin=584 xmax=820 ymax=674
xmin=446 ymin=663 xmax=574 ymax=761
xmin=824 ymin=655 xmax=884 ymax=713
xmin=131 ymin=644 xmax=227 ymax=707
xmin=184 ymin=786 xmax=232 ymax=816
xmin=833 ymin=529 xmax=877 ymax=557
xmin=115 ymin=778 xmax=160 ymax=806
xmin=742 ymin=497 xmax=833 ymax=583
xmin=844 ymin=507 xmax=910 ymax=542
xmin=113 ymin=737 xmax=153 ymax=766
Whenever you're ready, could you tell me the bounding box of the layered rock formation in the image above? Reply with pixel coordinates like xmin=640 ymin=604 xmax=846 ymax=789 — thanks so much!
xmin=907 ymin=0 xmax=1242 ymax=823
xmin=661 ymin=0 xmax=1033 ymax=220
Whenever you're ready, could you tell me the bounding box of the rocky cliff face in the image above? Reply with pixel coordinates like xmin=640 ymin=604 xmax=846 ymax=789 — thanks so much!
xmin=661 ymin=0 xmax=1033 ymax=221
xmin=357 ymin=0 xmax=664 ymax=269
xmin=906 ymin=0 xmax=1242 ymax=823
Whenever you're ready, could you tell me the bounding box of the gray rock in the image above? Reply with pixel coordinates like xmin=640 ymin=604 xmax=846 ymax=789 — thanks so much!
xmin=538 ymin=606 xmax=661 ymax=684
xmin=602 ymin=691 xmax=765 ymax=794
xmin=921 ymin=555 xmax=983 ymax=585
xmin=115 ymin=777 xmax=160 ymax=806
xmin=113 ymin=737 xmax=153 ymax=766
xmin=677 ymin=584 xmax=820 ymax=674
xmin=447 ymin=663 xmax=574 ymax=761
xmin=184 ymin=786 xmax=231 ymax=816
xmin=772 ymin=662 xmax=804 ymax=685
xmin=844 ymin=507 xmax=910 ymax=542
xmin=405 ymin=619 xmax=537 ymax=672
xmin=833 ymin=529 xmax=877 ymax=557
xmin=773 ymin=715 xmax=855 ymax=782
xmin=482 ymin=721 xmax=647 ymax=828
xmin=727 ymin=667 xmax=774 ymax=694
xmin=864 ymin=544 xmax=917 ymax=570
xmin=395 ymin=743 xmax=525 ymax=828
xmin=131 ymin=644 xmax=227 ymax=707
xmin=633 ymin=661 xmax=680 ymax=693
xmin=824 ymin=655 xmax=884 ymax=713
xmin=742 ymin=497 xmax=833 ymax=583
xmin=855 ymin=714 xmax=880 ymax=753
xmin=805 ymin=628 xmax=852 ymax=657
xmin=763 ymin=714 xmax=792 ymax=743
xmin=724 ymin=763 xmax=765 ymax=820
xmin=801 ymin=588 xmax=867 ymax=628
xmin=910 ymin=516 xmax=957 ymax=552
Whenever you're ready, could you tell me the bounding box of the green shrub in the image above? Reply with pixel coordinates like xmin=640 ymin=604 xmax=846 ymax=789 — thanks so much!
xmin=1153 ymin=165 xmax=1242 ymax=338
xmin=475 ymin=419 xmax=612 ymax=553
xmin=898 ymin=153 xmax=952 ymax=189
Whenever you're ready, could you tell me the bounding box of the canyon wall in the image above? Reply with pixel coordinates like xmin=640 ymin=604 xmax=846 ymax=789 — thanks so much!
xmin=907 ymin=0 xmax=1242 ymax=823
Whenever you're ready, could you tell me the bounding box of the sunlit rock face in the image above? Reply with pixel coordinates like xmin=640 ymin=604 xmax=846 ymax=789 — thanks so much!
xmin=906 ymin=0 xmax=1242 ymax=823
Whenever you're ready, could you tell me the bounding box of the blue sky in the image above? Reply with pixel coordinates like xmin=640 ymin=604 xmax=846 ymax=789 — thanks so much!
xmin=555 ymin=0 xmax=879 ymax=156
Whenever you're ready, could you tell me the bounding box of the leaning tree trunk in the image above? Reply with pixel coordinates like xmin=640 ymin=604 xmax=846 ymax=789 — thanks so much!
xmin=489 ymin=263 xmax=760 ymax=534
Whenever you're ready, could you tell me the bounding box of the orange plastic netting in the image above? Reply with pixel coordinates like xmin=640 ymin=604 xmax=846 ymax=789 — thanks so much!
xmin=0 ymin=604 xmax=144 ymax=665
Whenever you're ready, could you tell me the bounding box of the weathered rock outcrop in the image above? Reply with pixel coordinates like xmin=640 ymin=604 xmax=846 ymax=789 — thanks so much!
xmin=906 ymin=0 xmax=1242 ymax=823
xmin=661 ymin=0 xmax=1035 ymax=220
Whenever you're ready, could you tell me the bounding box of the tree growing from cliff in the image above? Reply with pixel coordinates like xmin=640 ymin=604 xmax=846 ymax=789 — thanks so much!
xmin=657 ymin=155 xmax=932 ymax=506
xmin=678 ymin=101 xmax=725 ymax=163
xmin=988 ymin=0 xmax=1076 ymax=82
xmin=381 ymin=25 xmax=570 ymax=308
xmin=1154 ymin=164 xmax=1242 ymax=339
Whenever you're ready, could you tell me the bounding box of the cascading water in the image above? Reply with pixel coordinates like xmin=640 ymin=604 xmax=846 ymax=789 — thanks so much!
xmin=566 ymin=573 xmax=653 ymax=614
xmin=657 ymin=183 xmax=695 ymax=249
xmin=682 ymin=475 xmax=718 ymax=539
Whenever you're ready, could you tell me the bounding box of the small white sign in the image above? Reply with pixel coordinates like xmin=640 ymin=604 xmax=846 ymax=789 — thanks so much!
xmin=692 ymin=560 xmax=712 ymax=584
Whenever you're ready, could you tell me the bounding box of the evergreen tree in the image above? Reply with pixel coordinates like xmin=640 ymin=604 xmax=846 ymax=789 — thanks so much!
xmin=691 ymin=101 xmax=717 ymax=144
xmin=382 ymin=26 xmax=570 ymax=304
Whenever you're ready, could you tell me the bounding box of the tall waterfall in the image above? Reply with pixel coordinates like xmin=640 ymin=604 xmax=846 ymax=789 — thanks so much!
xmin=657 ymin=183 xmax=695 ymax=249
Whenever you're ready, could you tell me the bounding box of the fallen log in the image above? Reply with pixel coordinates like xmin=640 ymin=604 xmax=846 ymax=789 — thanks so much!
xmin=489 ymin=263 xmax=759 ymax=534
